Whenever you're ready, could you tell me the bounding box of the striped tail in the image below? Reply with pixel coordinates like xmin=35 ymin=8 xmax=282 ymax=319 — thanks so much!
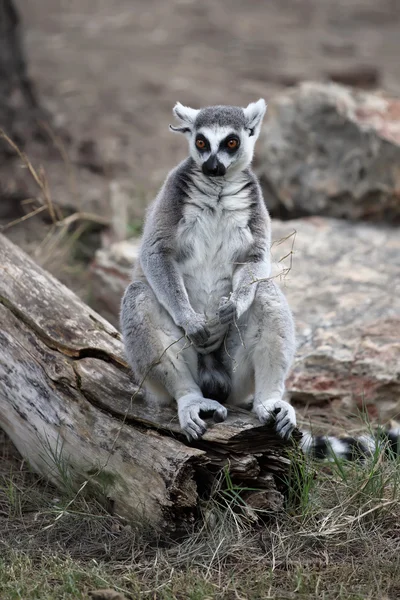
xmin=299 ymin=427 xmax=400 ymax=461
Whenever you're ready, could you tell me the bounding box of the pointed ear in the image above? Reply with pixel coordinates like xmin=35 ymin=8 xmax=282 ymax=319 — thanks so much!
xmin=243 ymin=99 xmax=267 ymax=138
xmin=169 ymin=102 xmax=199 ymax=135
xmin=173 ymin=102 xmax=199 ymax=124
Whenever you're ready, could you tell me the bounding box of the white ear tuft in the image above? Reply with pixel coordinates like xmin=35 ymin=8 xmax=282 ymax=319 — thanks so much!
xmin=173 ymin=102 xmax=199 ymax=125
xmin=243 ymin=99 xmax=267 ymax=136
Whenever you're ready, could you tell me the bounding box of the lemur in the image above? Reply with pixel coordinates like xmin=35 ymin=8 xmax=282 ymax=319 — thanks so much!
xmin=121 ymin=100 xmax=400 ymax=460
xmin=121 ymin=99 xmax=297 ymax=442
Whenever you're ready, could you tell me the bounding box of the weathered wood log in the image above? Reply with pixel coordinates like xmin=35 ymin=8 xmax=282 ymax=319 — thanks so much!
xmin=0 ymin=233 xmax=301 ymax=531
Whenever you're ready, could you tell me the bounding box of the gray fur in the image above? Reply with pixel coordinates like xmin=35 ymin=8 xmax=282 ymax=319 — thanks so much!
xmin=121 ymin=100 xmax=296 ymax=441
xmin=195 ymin=105 xmax=246 ymax=130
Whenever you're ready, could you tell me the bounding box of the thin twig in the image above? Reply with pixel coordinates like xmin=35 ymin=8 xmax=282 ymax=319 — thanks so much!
xmin=0 ymin=205 xmax=47 ymax=231
xmin=56 ymin=211 xmax=110 ymax=228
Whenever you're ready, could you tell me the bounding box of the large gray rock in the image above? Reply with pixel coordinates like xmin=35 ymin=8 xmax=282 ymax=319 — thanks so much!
xmin=90 ymin=218 xmax=400 ymax=420
xmin=256 ymin=82 xmax=400 ymax=222
xmin=272 ymin=218 xmax=399 ymax=420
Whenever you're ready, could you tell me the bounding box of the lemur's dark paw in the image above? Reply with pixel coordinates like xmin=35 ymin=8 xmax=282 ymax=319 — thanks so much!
xmin=255 ymin=399 xmax=296 ymax=440
xmin=218 ymin=297 xmax=236 ymax=325
xmin=184 ymin=314 xmax=210 ymax=346
xmin=179 ymin=398 xmax=228 ymax=441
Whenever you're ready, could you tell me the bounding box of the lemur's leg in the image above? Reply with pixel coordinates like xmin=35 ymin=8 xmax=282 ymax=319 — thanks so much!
xmin=120 ymin=281 xmax=227 ymax=440
xmin=224 ymin=280 xmax=296 ymax=439
xmin=222 ymin=336 xmax=254 ymax=408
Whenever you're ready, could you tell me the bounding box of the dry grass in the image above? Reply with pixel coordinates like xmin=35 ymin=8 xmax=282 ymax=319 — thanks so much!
xmin=0 ymin=128 xmax=115 ymax=300
xmin=1 ymin=430 xmax=400 ymax=600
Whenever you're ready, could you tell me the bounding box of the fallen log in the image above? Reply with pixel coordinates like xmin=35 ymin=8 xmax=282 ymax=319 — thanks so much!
xmin=0 ymin=233 xmax=301 ymax=531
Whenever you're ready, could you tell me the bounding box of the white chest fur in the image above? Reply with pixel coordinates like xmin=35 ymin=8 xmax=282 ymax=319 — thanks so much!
xmin=176 ymin=175 xmax=254 ymax=315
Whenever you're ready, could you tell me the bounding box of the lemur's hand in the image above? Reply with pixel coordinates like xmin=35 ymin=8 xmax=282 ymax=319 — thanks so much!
xmin=183 ymin=312 xmax=210 ymax=346
xmin=218 ymin=296 xmax=237 ymax=325
xmin=196 ymin=316 xmax=228 ymax=353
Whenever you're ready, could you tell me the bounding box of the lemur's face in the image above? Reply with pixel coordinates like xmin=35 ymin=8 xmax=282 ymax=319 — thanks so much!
xmin=190 ymin=125 xmax=249 ymax=177
xmin=170 ymin=100 xmax=266 ymax=178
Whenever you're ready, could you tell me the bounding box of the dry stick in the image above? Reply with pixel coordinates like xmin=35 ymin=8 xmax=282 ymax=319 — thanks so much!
xmin=276 ymin=230 xmax=296 ymax=278
xmin=233 ymin=312 xmax=246 ymax=350
xmin=229 ymin=230 xmax=298 ymax=349
xmin=238 ymin=229 xmax=298 ymax=287
xmin=33 ymin=223 xmax=59 ymax=259
xmin=0 ymin=128 xmax=116 ymax=291
xmin=0 ymin=130 xmax=43 ymax=188
xmin=272 ymin=229 xmax=297 ymax=249
xmin=0 ymin=129 xmax=60 ymax=230
xmin=38 ymin=119 xmax=79 ymax=213
xmin=0 ymin=130 xmax=108 ymax=233
xmin=39 ymin=165 xmax=57 ymax=224
xmin=223 ymin=332 xmax=238 ymax=373
xmin=20 ymin=197 xmax=38 ymax=205
xmin=175 ymin=335 xmax=194 ymax=358
xmin=0 ymin=205 xmax=47 ymax=231
xmin=56 ymin=211 xmax=110 ymax=228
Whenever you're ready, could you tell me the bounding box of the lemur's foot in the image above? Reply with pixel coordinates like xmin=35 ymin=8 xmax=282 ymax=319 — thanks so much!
xmin=254 ymin=398 xmax=296 ymax=440
xmin=178 ymin=394 xmax=227 ymax=441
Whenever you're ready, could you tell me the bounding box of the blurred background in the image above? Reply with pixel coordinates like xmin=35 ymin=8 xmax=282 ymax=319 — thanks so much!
xmin=1 ymin=0 xmax=400 ymax=300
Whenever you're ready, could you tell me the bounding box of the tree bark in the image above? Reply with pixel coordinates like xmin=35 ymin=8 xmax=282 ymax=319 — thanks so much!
xmin=0 ymin=233 xmax=301 ymax=531
xmin=0 ymin=0 xmax=40 ymax=146
xmin=0 ymin=0 xmax=57 ymax=220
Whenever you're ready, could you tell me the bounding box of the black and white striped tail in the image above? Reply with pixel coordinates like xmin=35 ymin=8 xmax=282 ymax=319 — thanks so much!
xmin=299 ymin=427 xmax=400 ymax=461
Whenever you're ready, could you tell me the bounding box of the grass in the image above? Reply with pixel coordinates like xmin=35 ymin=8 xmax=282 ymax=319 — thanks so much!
xmin=1 ymin=431 xmax=400 ymax=600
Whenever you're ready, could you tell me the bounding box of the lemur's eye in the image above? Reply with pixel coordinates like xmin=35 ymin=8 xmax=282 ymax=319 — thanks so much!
xmin=196 ymin=139 xmax=206 ymax=149
xmin=227 ymin=138 xmax=239 ymax=150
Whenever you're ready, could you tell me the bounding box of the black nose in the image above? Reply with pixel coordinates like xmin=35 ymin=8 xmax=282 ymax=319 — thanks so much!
xmin=202 ymin=155 xmax=226 ymax=177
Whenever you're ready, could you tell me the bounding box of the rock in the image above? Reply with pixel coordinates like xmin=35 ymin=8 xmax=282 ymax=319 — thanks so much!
xmin=89 ymin=218 xmax=400 ymax=420
xmin=255 ymin=82 xmax=400 ymax=222
xmin=325 ymin=66 xmax=380 ymax=89
xmin=272 ymin=218 xmax=400 ymax=420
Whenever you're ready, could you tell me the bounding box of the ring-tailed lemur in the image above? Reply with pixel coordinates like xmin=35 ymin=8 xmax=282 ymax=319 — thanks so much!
xmin=121 ymin=99 xmax=297 ymax=441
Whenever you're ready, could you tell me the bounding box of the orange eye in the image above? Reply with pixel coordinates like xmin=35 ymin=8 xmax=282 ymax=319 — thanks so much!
xmin=196 ymin=139 xmax=206 ymax=149
xmin=227 ymin=138 xmax=238 ymax=149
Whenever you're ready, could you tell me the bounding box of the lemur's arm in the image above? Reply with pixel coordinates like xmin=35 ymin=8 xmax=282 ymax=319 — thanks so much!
xmin=140 ymin=217 xmax=210 ymax=346
xmin=219 ymin=252 xmax=270 ymax=324
xmin=232 ymin=254 xmax=271 ymax=317
xmin=219 ymin=192 xmax=272 ymax=323
xmin=140 ymin=241 xmax=193 ymax=328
